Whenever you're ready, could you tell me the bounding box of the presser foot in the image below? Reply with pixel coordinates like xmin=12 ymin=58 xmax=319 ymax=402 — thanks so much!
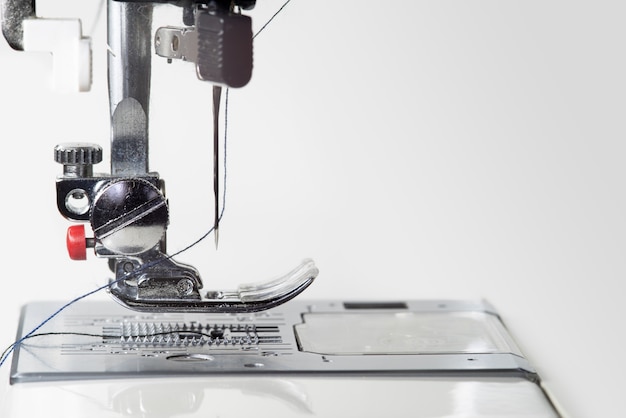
xmin=107 ymin=257 xmax=318 ymax=313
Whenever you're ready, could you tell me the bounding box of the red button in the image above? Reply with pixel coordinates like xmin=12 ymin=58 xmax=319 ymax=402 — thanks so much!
xmin=66 ymin=225 xmax=87 ymax=260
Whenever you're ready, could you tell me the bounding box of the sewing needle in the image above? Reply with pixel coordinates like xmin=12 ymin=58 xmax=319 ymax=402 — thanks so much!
xmin=213 ymin=85 xmax=222 ymax=249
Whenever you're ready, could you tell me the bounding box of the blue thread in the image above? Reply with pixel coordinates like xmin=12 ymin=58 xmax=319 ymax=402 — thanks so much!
xmin=0 ymin=0 xmax=292 ymax=369
xmin=0 ymin=280 xmax=119 ymax=367
xmin=0 ymin=89 xmax=228 ymax=369
xmin=254 ymin=0 xmax=292 ymax=40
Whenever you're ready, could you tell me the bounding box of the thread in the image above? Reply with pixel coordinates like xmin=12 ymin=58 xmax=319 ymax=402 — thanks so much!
xmin=0 ymin=96 xmax=227 ymax=366
xmin=254 ymin=0 xmax=292 ymax=40
xmin=0 ymin=0 xmax=292 ymax=368
xmin=0 ymin=330 xmax=236 ymax=363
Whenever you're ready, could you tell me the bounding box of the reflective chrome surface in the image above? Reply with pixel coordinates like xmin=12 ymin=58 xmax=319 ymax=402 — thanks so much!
xmin=47 ymin=0 xmax=316 ymax=313
xmin=107 ymin=0 xmax=152 ymax=176
xmin=11 ymin=299 xmax=533 ymax=382
xmin=92 ymin=178 xmax=168 ymax=256
xmin=6 ymin=299 xmax=561 ymax=417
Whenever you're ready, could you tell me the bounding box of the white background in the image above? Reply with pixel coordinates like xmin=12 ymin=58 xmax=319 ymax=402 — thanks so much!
xmin=0 ymin=1 xmax=625 ymax=417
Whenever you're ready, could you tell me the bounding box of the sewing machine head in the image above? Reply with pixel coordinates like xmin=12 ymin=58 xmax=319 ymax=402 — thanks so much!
xmin=1 ymin=0 xmax=317 ymax=313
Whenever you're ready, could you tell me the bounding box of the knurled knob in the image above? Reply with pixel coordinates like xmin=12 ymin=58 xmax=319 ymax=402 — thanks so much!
xmin=54 ymin=143 xmax=103 ymax=177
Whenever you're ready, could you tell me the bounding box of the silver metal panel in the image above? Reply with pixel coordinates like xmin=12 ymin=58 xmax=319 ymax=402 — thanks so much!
xmin=10 ymin=299 xmax=536 ymax=384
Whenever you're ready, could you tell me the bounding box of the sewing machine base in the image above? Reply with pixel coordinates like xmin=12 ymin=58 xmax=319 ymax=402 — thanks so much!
xmin=10 ymin=299 xmax=531 ymax=383
xmin=7 ymin=299 xmax=563 ymax=417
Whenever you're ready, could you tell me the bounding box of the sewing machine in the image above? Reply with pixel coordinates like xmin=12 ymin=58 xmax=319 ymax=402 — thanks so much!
xmin=0 ymin=1 xmax=568 ymax=416
xmin=4 ymin=0 xmax=317 ymax=312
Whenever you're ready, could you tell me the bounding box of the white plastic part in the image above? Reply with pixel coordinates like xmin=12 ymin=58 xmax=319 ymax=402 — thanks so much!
xmin=22 ymin=18 xmax=92 ymax=92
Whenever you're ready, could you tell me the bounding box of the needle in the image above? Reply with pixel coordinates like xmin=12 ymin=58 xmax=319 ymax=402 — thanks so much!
xmin=212 ymin=85 xmax=222 ymax=249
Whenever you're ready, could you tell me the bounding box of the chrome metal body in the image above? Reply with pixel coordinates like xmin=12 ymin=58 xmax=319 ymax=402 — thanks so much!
xmin=10 ymin=299 xmax=538 ymax=382
xmin=7 ymin=299 xmax=563 ymax=417
xmin=107 ymin=0 xmax=151 ymax=176
xmin=4 ymin=0 xmax=316 ymax=313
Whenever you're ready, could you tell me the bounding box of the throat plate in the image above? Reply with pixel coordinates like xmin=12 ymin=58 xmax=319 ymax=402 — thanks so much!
xmin=10 ymin=299 xmax=534 ymax=384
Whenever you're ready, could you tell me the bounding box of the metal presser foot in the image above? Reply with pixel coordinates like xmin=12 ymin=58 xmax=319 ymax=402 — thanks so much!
xmin=50 ymin=0 xmax=317 ymax=313
xmin=55 ymin=142 xmax=318 ymax=314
